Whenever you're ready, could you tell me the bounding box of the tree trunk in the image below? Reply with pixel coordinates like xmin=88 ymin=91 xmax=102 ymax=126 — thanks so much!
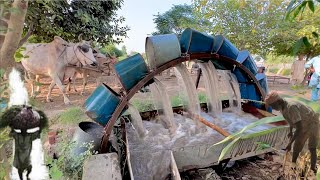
xmin=0 ymin=0 xmax=28 ymax=72
xmin=301 ymin=54 xmax=311 ymax=86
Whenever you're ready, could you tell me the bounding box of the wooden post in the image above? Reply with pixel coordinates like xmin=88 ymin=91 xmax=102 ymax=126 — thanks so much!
xmin=193 ymin=114 xmax=230 ymax=137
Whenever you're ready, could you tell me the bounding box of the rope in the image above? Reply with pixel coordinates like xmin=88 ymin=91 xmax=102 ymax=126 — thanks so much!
xmin=73 ymin=44 xmax=96 ymax=63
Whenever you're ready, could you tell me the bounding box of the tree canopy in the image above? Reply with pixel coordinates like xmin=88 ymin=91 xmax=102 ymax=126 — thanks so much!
xmin=25 ymin=0 xmax=129 ymax=45
xmin=193 ymin=0 xmax=320 ymax=58
xmin=152 ymin=4 xmax=210 ymax=35
xmin=194 ymin=0 xmax=289 ymax=56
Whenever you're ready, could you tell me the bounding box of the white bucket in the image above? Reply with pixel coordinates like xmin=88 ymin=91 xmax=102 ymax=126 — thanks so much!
xmin=145 ymin=34 xmax=181 ymax=70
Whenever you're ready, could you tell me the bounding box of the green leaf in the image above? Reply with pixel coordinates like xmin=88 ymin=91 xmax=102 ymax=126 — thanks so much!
xmin=312 ymin=32 xmax=319 ymax=38
xmin=50 ymin=163 xmax=63 ymax=180
xmin=316 ymin=168 xmax=320 ymax=180
xmin=302 ymin=36 xmax=311 ymax=48
xmin=212 ymin=116 xmax=285 ymax=147
xmin=308 ymin=1 xmax=315 ymax=12
xmin=286 ymin=0 xmax=297 ymax=12
xmin=14 ymin=52 xmax=23 ymax=58
xmin=0 ymin=69 xmax=5 ymax=78
xmin=218 ymin=136 xmax=241 ymax=162
xmin=292 ymin=38 xmax=304 ymax=55
xmin=255 ymin=142 xmax=271 ymax=150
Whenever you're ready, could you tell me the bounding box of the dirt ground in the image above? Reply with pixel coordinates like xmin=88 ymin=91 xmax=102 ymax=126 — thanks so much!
xmin=28 ymin=71 xmax=317 ymax=179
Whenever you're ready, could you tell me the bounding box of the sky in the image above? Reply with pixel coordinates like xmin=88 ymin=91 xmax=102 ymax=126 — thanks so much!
xmin=117 ymin=0 xmax=192 ymax=53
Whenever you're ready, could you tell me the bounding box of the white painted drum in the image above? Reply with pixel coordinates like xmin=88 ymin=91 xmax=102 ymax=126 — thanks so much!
xmin=145 ymin=34 xmax=181 ymax=70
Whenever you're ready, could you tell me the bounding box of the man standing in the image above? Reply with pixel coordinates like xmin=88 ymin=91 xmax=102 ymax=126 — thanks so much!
xmin=291 ymin=54 xmax=305 ymax=85
xmin=265 ymin=91 xmax=319 ymax=173
xmin=305 ymin=55 xmax=320 ymax=101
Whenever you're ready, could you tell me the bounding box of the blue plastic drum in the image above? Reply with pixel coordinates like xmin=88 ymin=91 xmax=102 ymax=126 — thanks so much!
xmin=114 ymin=54 xmax=149 ymax=91
xmin=180 ymin=28 xmax=214 ymax=53
xmin=85 ymin=84 xmax=122 ymax=126
xmin=213 ymin=35 xmax=239 ymax=60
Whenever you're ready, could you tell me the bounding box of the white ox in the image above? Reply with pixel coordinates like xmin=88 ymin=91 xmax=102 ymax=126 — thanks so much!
xmin=65 ymin=51 xmax=118 ymax=95
xmin=21 ymin=36 xmax=97 ymax=104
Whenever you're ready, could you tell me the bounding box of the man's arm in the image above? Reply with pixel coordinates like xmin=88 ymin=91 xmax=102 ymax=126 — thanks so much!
xmin=286 ymin=121 xmax=303 ymax=151
xmin=285 ymin=104 xmax=304 ymax=150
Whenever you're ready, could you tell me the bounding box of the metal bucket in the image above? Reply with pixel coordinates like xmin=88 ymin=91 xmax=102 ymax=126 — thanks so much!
xmin=114 ymin=54 xmax=149 ymax=91
xmin=71 ymin=121 xmax=104 ymax=156
xmin=180 ymin=28 xmax=214 ymax=53
xmin=85 ymin=84 xmax=121 ymax=126
xmin=145 ymin=34 xmax=181 ymax=70
xmin=213 ymin=35 xmax=239 ymax=60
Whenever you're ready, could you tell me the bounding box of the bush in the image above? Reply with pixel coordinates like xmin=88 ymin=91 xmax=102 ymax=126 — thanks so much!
xmin=46 ymin=136 xmax=94 ymax=180
xmin=268 ymin=68 xmax=279 ymax=74
xmin=281 ymin=69 xmax=291 ymax=76
xmin=131 ymin=99 xmax=155 ymax=112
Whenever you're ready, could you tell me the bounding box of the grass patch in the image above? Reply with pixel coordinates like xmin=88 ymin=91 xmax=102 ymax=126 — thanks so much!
xmin=28 ymin=98 xmax=44 ymax=109
xmin=131 ymin=99 xmax=155 ymax=112
xmin=198 ymin=92 xmax=207 ymax=103
xmin=52 ymin=106 xmax=87 ymax=125
xmin=170 ymin=95 xmax=188 ymax=107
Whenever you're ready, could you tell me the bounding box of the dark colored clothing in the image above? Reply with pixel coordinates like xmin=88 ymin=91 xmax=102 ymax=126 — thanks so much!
xmin=281 ymin=102 xmax=319 ymax=128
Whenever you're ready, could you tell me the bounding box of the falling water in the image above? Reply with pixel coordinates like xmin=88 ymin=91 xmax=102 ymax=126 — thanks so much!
xmin=229 ymin=72 xmax=242 ymax=112
xmin=174 ymin=64 xmax=205 ymax=130
xmin=199 ymin=61 xmax=222 ymax=115
xmin=128 ymin=105 xmax=147 ymax=139
xmin=218 ymin=70 xmax=234 ymax=109
xmin=8 ymin=68 xmax=29 ymax=107
xmin=149 ymin=78 xmax=177 ymax=135
xmin=174 ymin=64 xmax=200 ymax=114
xmin=8 ymin=68 xmax=48 ymax=180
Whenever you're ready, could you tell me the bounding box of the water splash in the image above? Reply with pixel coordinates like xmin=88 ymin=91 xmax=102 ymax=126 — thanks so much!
xmin=8 ymin=68 xmax=29 ymax=107
xmin=149 ymin=78 xmax=176 ymax=135
xmin=127 ymin=112 xmax=273 ymax=179
xmin=128 ymin=105 xmax=147 ymax=139
xmin=199 ymin=61 xmax=222 ymax=115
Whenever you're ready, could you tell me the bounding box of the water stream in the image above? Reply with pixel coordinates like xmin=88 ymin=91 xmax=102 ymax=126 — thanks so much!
xmin=199 ymin=61 xmax=222 ymax=115
xmin=150 ymin=78 xmax=177 ymax=135
xmin=128 ymin=105 xmax=147 ymax=139
xmin=174 ymin=64 xmax=203 ymax=129
xmin=8 ymin=68 xmax=29 ymax=107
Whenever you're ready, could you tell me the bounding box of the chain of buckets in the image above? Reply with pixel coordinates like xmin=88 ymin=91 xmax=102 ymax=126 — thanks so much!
xmin=84 ymin=28 xmax=268 ymax=127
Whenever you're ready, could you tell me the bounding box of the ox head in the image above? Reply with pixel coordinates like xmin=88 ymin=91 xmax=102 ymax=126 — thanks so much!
xmin=74 ymin=40 xmax=97 ymax=67
xmin=93 ymin=52 xmax=108 ymax=66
